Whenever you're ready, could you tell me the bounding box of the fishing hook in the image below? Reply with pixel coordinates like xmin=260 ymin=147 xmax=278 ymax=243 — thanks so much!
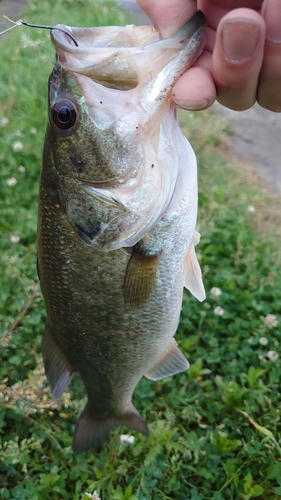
xmin=0 ymin=16 xmax=79 ymax=46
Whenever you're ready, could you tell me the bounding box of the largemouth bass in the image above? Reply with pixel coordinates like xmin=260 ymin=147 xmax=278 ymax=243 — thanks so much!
xmin=38 ymin=11 xmax=206 ymax=453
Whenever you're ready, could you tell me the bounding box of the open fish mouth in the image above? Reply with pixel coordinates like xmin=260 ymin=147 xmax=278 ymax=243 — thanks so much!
xmin=50 ymin=11 xmax=206 ymax=90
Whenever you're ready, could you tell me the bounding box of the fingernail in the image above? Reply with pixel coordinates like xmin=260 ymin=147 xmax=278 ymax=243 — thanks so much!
xmin=221 ymin=19 xmax=260 ymax=62
xmin=173 ymin=99 xmax=209 ymax=110
xmin=264 ymin=2 xmax=281 ymax=42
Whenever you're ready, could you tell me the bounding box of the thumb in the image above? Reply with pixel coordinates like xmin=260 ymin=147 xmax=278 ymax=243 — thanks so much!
xmin=137 ymin=0 xmax=197 ymax=37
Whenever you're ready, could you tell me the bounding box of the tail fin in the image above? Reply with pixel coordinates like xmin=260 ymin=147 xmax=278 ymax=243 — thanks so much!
xmin=73 ymin=403 xmax=149 ymax=453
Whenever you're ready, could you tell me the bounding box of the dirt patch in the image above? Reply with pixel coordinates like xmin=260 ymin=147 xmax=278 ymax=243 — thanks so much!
xmin=218 ymin=133 xmax=281 ymax=247
xmin=215 ymin=103 xmax=281 ymax=196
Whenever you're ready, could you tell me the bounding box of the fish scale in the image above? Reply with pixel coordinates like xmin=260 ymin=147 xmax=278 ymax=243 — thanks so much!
xmin=38 ymin=11 xmax=206 ymax=453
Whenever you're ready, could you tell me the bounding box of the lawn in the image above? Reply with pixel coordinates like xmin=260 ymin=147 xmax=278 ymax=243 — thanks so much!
xmin=0 ymin=0 xmax=281 ymax=499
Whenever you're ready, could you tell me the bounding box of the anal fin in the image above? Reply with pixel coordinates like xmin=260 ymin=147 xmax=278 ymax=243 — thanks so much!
xmin=123 ymin=244 xmax=161 ymax=309
xmin=42 ymin=322 xmax=75 ymax=400
xmin=184 ymin=231 xmax=206 ymax=302
xmin=73 ymin=403 xmax=149 ymax=453
xmin=145 ymin=338 xmax=189 ymax=381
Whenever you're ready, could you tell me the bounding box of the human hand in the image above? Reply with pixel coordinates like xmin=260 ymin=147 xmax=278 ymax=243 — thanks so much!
xmin=137 ymin=0 xmax=281 ymax=112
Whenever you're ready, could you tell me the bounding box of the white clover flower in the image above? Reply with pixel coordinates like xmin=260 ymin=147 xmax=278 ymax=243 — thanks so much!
xmin=18 ymin=165 xmax=26 ymax=173
xmin=259 ymin=337 xmax=269 ymax=346
xmin=1 ymin=117 xmax=9 ymax=126
xmin=30 ymin=127 xmax=37 ymax=134
xmin=6 ymin=177 xmax=17 ymax=186
xmin=210 ymin=287 xmax=222 ymax=300
xmin=82 ymin=492 xmax=101 ymax=500
xmin=214 ymin=306 xmax=224 ymax=316
xmin=258 ymin=354 xmax=267 ymax=363
xmin=264 ymin=314 xmax=278 ymax=328
xmin=267 ymin=350 xmax=279 ymax=361
xmin=120 ymin=434 xmax=135 ymax=444
xmin=12 ymin=141 xmax=24 ymax=152
xmin=10 ymin=235 xmax=20 ymax=243
xmin=247 ymin=205 xmax=256 ymax=213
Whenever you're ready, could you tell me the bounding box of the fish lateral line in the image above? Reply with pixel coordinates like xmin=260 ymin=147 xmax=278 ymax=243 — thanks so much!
xmin=0 ymin=16 xmax=78 ymax=46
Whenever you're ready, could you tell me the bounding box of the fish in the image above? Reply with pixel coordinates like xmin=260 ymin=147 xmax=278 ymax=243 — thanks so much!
xmin=37 ymin=11 xmax=206 ymax=453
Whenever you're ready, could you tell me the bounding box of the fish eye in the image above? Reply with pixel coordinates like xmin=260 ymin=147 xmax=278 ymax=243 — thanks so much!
xmin=52 ymin=99 xmax=77 ymax=130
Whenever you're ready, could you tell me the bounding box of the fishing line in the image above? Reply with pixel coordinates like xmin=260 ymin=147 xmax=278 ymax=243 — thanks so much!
xmin=0 ymin=16 xmax=79 ymax=46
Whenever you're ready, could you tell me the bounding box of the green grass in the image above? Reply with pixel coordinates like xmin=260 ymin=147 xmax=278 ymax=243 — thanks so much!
xmin=1 ymin=1 xmax=281 ymax=499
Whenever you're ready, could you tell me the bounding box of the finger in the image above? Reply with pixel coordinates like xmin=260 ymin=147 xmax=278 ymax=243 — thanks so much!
xmin=172 ymin=54 xmax=216 ymax=110
xmin=258 ymin=0 xmax=281 ymax=111
xmin=212 ymin=9 xmax=266 ymax=110
xmin=136 ymin=0 xmax=197 ymax=37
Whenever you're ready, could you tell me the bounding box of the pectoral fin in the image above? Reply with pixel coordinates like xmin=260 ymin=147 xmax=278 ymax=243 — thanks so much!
xmin=145 ymin=338 xmax=189 ymax=381
xmin=123 ymin=244 xmax=161 ymax=309
xmin=184 ymin=233 xmax=205 ymax=302
xmin=42 ymin=322 xmax=75 ymax=400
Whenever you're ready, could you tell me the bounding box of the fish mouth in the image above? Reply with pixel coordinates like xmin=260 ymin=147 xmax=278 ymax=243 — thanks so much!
xmin=50 ymin=11 xmax=206 ymax=52
xmin=50 ymin=24 xmax=158 ymax=91
xmin=50 ymin=11 xmax=206 ymax=91
xmin=50 ymin=24 xmax=158 ymax=53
